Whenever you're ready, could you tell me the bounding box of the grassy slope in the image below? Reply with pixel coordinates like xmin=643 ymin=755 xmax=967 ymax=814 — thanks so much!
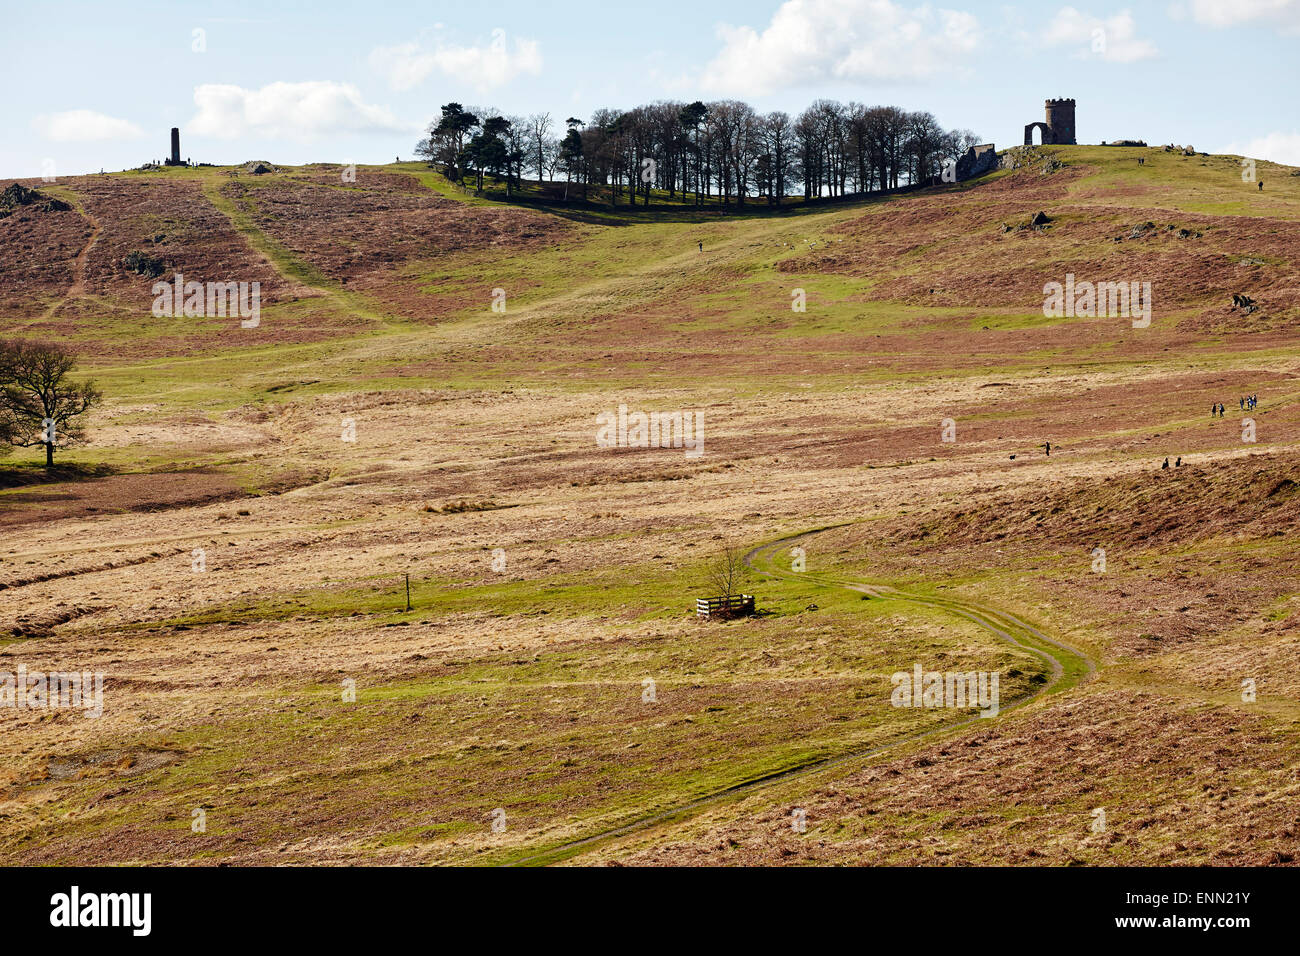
xmin=18 ymin=146 xmax=1298 ymax=416
xmin=1 ymin=146 xmax=1297 ymax=865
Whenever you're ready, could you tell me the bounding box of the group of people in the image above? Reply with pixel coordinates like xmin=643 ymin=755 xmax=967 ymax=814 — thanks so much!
xmin=1214 ymin=395 xmax=1259 ymax=416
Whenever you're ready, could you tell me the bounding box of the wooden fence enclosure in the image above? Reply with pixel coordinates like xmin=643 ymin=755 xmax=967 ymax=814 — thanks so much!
xmin=695 ymin=594 xmax=756 ymax=619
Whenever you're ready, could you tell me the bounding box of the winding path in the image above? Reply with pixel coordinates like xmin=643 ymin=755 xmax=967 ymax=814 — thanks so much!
xmin=42 ymin=193 xmax=101 ymax=320
xmin=508 ymin=526 xmax=1093 ymax=866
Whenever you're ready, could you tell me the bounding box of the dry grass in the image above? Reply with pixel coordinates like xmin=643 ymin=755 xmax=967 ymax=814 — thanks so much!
xmin=0 ymin=148 xmax=1297 ymax=865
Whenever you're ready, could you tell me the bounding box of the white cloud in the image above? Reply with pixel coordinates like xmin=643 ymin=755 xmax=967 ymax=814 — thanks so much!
xmin=32 ymin=109 xmax=144 ymax=142
xmin=697 ymin=0 xmax=982 ymax=95
xmin=188 ymin=82 xmax=411 ymax=141
xmin=1222 ymin=130 xmax=1300 ymax=167
xmin=369 ymin=29 xmax=543 ymax=92
xmin=1044 ymin=7 xmax=1159 ymax=62
xmin=1183 ymin=0 xmax=1300 ymax=30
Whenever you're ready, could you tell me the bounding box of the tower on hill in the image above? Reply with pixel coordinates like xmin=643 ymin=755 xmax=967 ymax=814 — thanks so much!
xmin=165 ymin=127 xmax=184 ymax=167
xmin=1024 ymin=99 xmax=1077 ymax=146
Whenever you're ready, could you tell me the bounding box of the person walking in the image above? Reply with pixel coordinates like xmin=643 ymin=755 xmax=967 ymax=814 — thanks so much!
xmin=1043 ymin=441 xmax=1051 ymax=457
xmin=1162 ymin=457 xmax=1169 ymax=469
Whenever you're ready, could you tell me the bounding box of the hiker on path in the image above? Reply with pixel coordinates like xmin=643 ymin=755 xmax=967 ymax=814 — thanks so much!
xmin=698 ymin=241 xmax=703 ymax=253
xmin=1043 ymin=441 xmax=1051 ymax=457
xmin=1162 ymin=457 xmax=1169 ymax=469
xmin=1176 ymin=457 xmax=1182 ymax=467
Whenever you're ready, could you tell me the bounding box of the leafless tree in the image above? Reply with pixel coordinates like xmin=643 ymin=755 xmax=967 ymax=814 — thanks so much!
xmin=705 ymin=543 xmax=747 ymax=601
xmin=906 ymin=110 xmax=946 ymax=184
xmin=504 ymin=115 xmax=531 ymax=194
xmin=542 ymin=135 xmax=562 ymax=181
xmin=528 ymin=112 xmax=552 ymax=186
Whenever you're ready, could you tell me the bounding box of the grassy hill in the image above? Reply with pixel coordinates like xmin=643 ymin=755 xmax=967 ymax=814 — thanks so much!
xmin=0 ymin=146 xmax=1297 ymax=865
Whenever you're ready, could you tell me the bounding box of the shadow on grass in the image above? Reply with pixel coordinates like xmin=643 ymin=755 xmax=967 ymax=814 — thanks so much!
xmin=0 ymin=461 xmax=116 ymax=490
xmin=438 ymin=173 xmax=981 ymax=228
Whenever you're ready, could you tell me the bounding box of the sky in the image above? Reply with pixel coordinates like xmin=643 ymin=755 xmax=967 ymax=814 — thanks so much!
xmin=5 ymin=0 xmax=1300 ymax=177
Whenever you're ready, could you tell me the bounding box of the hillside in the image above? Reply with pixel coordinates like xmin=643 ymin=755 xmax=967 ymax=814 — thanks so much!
xmin=0 ymin=146 xmax=1297 ymax=866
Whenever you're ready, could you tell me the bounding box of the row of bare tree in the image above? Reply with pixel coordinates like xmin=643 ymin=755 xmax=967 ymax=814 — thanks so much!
xmin=417 ymin=100 xmax=982 ymax=206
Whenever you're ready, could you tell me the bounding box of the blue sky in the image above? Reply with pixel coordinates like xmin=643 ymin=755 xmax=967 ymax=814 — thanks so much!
xmin=5 ymin=0 xmax=1300 ymax=177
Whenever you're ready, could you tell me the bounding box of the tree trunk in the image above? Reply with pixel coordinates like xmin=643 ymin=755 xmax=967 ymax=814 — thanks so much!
xmin=45 ymin=441 xmax=54 ymax=467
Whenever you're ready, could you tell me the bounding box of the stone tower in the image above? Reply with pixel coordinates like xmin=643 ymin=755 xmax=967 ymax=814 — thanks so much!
xmin=166 ymin=127 xmax=182 ymax=166
xmin=1023 ymin=98 xmax=1077 ymax=146
xmin=1044 ymin=98 xmax=1076 ymax=145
